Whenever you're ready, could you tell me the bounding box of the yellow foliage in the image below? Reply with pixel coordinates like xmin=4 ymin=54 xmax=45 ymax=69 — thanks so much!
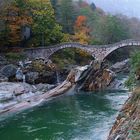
xmin=75 ymin=48 xmax=90 ymax=57
xmin=73 ymin=32 xmax=90 ymax=45
xmin=73 ymin=15 xmax=90 ymax=44
xmin=61 ymin=33 xmax=71 ymax=42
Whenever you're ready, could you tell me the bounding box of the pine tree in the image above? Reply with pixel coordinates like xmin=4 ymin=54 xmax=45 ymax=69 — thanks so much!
xmin=59 ymin=0 xmax=76 ymax=34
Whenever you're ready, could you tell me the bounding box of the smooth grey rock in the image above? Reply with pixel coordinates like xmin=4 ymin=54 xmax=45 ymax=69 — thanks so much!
xmin=14 ymin=86 xmax=25 ymax=96
xmin=26 ymin=72 xmax=39 ymax=83
xmin=1 ymin=64 xmax=17 ymax=78
xmin=0 ymin=91 xmax=13 ymax=102
xmin=0 ymin=101 xmax=18 ymax=110
xmin=0 ymin=73 xmax=8 ymax=82
xmin=36 ymin=83 xmax=55 ymax=92
xmin=0 ymin=82 xmax=34 ymax=95
xmin=111 ymin=59 xmax=130 ymax=73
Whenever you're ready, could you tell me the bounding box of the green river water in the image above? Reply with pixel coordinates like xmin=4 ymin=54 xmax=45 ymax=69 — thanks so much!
xmin=0 ymin=87 xmax=129 ymax=140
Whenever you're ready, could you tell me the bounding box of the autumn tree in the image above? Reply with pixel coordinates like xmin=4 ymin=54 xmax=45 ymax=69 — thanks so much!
xmin=0 ymin=0 xmax=32 ymax=47
xmin=73 ymin=15 xmax=91 ymax=57
xmin=73 ymin=15 xmax=90 ymax=44
xmin=77 ymin=3 xmax=130 ymax=44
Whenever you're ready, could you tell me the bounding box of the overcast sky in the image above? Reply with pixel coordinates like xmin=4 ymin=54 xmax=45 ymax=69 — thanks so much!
xmin=87 ymin=0 xmax=140 ymax=19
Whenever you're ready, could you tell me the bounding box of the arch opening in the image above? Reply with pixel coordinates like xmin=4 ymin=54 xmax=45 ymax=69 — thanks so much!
xmin=50 ymin=47 xmax=94 ymax=69
xmin=48 ymin=47 xmax=94 ymax=83
xmin=104 ymin=45 xmax=140 ymax=64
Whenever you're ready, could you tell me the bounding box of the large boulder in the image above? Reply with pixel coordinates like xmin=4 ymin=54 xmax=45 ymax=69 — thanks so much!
xmin=36 ymin=83 xmax=55 ymax=92
xmin=0 ymin=64 xmax=17 ymax=78
xmin=0 ymin=82 xmax=34 ymax=96
xmin=0 ymin=73 xmax=8 ymax=82
xmin=36 ymin=71 xmax=57 ymax=84
xmin=25 ymin=72 xmax=39 ymax=84
xmin=22 ymin=59 xmax=57 ymax=84
xmin=0 ymin=55 xmax=9 ymax=69
xmin=76 ymin=61 xmax=116 ymax=91
xmin=14 ymin=86 xmax=25 ymax=96
xmin=0 ymin=91 xmax=13 ymax=102
xmin=24 ymin=70 xmax=57 ymax=84
xmin=111 ymin=59 xmax=130 ymax=73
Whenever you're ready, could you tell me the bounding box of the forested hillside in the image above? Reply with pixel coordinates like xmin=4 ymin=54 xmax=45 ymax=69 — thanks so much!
xmin=1 ymin=0 xmax=140 ymax=49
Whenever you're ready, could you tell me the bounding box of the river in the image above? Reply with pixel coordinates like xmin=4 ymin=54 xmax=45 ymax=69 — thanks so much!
xmin=0 ymin=76 xmax=129 ymax=140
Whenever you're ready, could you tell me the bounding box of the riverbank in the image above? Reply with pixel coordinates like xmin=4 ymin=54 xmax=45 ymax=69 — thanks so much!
xmin=107 ymin=87 xmax=140 ymax=140
xmin=0 ymin=75 xmax=74 ymax=116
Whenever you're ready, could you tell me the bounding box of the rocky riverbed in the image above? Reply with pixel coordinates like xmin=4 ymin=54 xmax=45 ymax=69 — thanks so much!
xmin=0 ymin=63 xmax=90 ymax=115
xmin=0 ymin=82 xmax=55 ymax=111
xmin=0 ymin=58 xmax=120 ymax=115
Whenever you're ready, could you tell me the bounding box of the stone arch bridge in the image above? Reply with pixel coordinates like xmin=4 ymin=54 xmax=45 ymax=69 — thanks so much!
xmin=24 ymin=39 xmax=140 ymax=61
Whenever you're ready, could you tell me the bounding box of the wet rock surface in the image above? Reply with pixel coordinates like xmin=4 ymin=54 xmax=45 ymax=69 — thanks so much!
xmin=36 ymin=83 xmax=55 ymax=92
xmin=0 ymin=82 xmax=56 ymax=112
xmin=111 ymin=59 xmax=130 ymax=73
xmin=0 ymin=91 xmax=13 ymax=102
xmin=107 ymin=88 xmax=140 ymax=140
xmin=77 ymin=61 xmax=116 ymax=91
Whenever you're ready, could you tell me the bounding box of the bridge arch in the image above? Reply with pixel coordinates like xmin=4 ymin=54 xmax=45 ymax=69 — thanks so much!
xmin=24 ymin=39 xmax=140 ymax=61
xmin=102 ymin=40 xmax=140 ymax=60
xmin=48 ymin=45 xmax=96 ymax=59
xmin=24 ymin=43 xmax=97 ymax=60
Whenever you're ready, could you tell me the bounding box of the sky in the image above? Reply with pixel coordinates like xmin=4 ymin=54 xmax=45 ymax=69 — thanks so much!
xmin=87 ymin=0 xmax=140 ymax=19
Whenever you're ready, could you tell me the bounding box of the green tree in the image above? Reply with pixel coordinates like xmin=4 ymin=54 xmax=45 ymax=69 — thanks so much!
xmin=94 ymin=15 xmax=130 ymax=44
xmin=50 ymin=0 xmax=61 ymax=22
xmin=59 ymin=0 xmax=76 ymax=34
xmin=28 ymin=0 xmax=64 ymax=46
xmin=77 ymin=1 xmax=105 ymax=44
xmin=125 ymin=51 xmax=140 ymax=89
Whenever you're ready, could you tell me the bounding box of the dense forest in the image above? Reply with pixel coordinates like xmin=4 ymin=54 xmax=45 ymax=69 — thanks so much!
xmin=1 ymin=0 xmax=140 ymax=69
xmin=1 ymin=0 xmax=140 ymax=48
xmin=1 ymin=0 xmax=140 ymax=75
xmin=1 ymin=0 xmax=140 ymax=77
